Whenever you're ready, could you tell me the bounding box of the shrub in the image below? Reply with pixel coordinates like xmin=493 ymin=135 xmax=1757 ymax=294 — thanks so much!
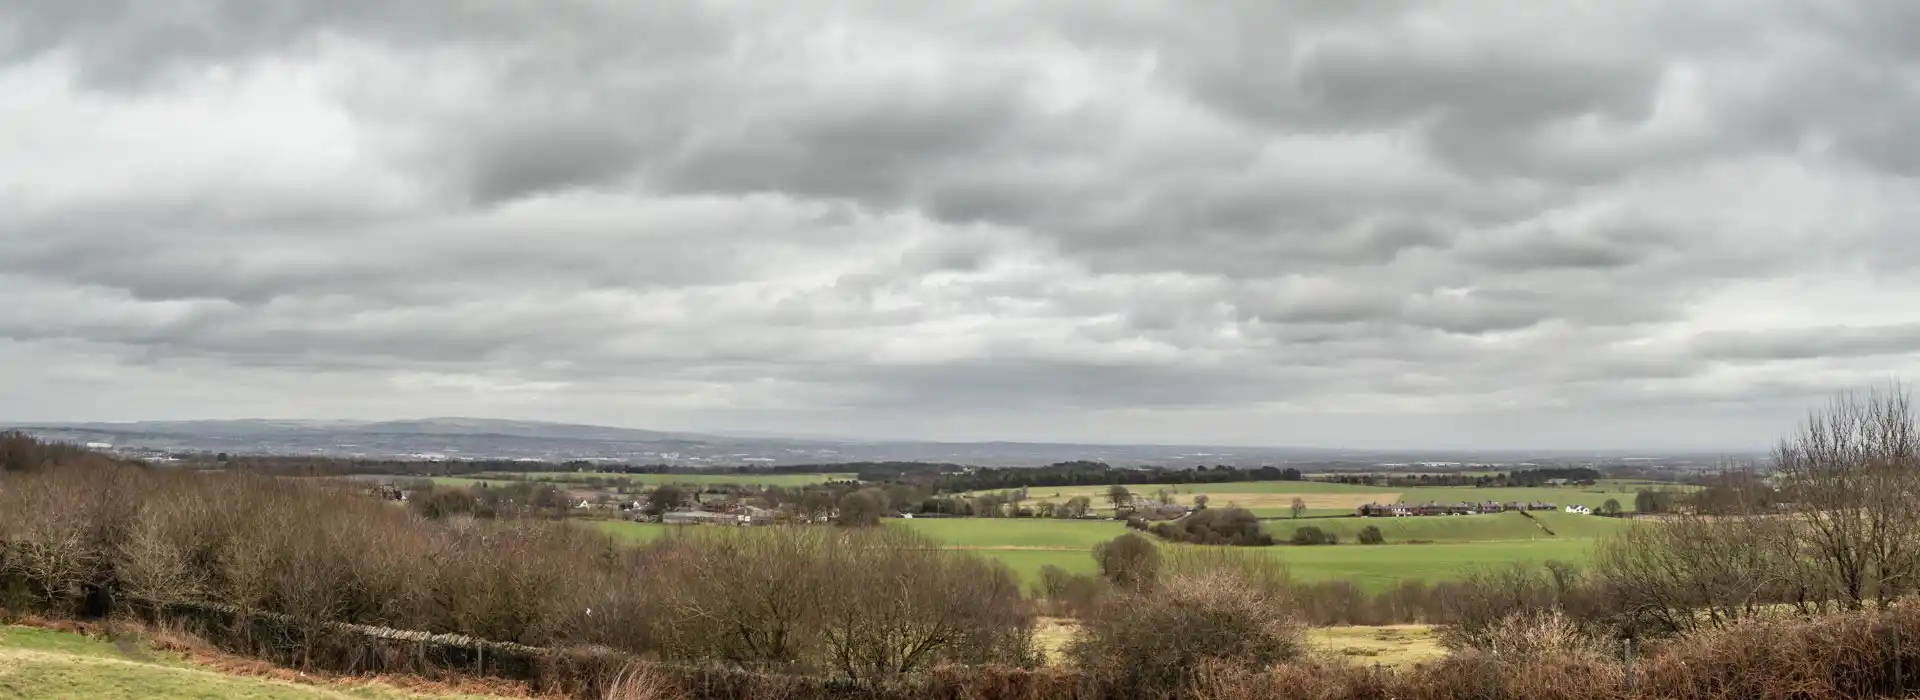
xmin=1636 ymin=602 xmax=1920 ymax=700
xmin=1092 ymin=533 xmax=1160 ymax=590
xmin=1393 ymin=651 xmax=1626 ymax=700
xmin=1460 ymin=610 xmax=1608 ymax=660
xmin=1357 ymin=525 xmax=1385 ymax=545
xmin=1437 ymin=563 xmax=1609 ymax=653
xmin=1030 ymin=565 xmax=1109 ymax=618
xmin=1289 ymin=526 xmax=1331 ymax=546
xmin=1069 ymin=553 xmax=1303 ymax=698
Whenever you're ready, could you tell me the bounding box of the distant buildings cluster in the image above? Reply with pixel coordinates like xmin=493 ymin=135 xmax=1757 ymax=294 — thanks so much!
xmin=1355 ymin=501 xmax=1560 ymax=517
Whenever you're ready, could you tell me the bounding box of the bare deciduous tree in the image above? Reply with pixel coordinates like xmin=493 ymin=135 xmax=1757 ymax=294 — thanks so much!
xmin=1775 ymin=386 xmax=1920 ymax=610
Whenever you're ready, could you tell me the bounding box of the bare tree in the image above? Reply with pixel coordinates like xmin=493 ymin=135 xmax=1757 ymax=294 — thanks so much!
xmin=1290 ymin=497 xmax=1308 ymax=519
xmin=817 ymin=528 xmax=1034 ymax=682
xmin=1594 ymin=505 xmax=1791 ymax=636
xmin=651 ymin=528 xmax=827 ymax=663
xmin=1773 ymin=386 xmax=1920 ymax=610
xmin=1106 ymin=485 xmax=1132 ymax=512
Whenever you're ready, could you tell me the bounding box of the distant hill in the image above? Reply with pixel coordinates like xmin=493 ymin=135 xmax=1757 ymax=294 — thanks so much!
xmin=4 ymin=418 xmax=1736 ymax=469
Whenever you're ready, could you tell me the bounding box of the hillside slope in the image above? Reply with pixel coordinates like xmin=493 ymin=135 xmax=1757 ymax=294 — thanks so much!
xmin=1268 ymin=511 xmax=1636 ymax=544
xmin=0 ymin=625 xmax=507 ymax=700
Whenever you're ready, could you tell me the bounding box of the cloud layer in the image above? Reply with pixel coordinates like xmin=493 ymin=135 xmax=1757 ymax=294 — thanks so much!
xmin=4 ymin=0 xmax=1919 ymax=450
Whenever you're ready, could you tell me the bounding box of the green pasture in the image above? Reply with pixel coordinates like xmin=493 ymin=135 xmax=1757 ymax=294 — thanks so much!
xmin=587 ymin=507 xmax=1631 ymax=594
xmin=1265 ymin=511 xmax=1635 ymax=544
xmin=1004 ymin=479 xmax=1685 ymax=516
xmin=939 ymin=540 xmax=1600 ymax=593
xmin=1014 ymin=480 xmax=1386 ymax=500
xmin=1259 ymin=539 xmax=1599 ymax=589
xmin=895 ymin=517 xmax=1128 ymax=549
xmin=475 ymin=471 xmax=854 ymax=487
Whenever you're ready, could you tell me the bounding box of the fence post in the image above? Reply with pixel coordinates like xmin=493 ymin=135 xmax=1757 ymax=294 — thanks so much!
xmin=1622 ymin=636 xmax=1636 ymax=695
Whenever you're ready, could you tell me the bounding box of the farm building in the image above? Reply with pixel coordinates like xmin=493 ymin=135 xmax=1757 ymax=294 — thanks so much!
xmin=1357 ymin=500 xmax=1560 ymax=517
xmin=662 ymin=510 xmax=743 ymax=526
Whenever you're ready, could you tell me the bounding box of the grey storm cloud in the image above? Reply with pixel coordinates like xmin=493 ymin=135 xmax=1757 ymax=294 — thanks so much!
xmin=3 ymin=0 xmax=1920 ymax=449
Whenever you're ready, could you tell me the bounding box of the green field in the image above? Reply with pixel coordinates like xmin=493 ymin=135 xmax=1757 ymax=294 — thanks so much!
xmin=933 ymin=539 xmax=1600 ymax=593
xmin=1267 ymin=511 xmax=1636 ymax=544
xmin=1259 ymin=539 xmax=1599 ymax=588
xmin=895 ymin=518 xmax=1128 ymax=549
xmin=0 ymin=625 xmax=503 ymax=700
xmin=1012 ymin=480 xmax=1678 ymax=515
xmin=475 ymin=471 xmax=854 ymax=487
xmin=594 ymin=518 xmax=1131 ymax=550
xmin=588 ymin=509 xmax=1628 ymax=593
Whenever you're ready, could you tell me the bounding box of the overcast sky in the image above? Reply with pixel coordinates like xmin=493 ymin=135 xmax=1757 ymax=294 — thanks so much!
xmin=2 ymin=1 xmax=1917 ymax=450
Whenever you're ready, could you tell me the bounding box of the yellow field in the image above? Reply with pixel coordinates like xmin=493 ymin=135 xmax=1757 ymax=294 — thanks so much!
xmin=1031 ymin=619 xmax=1443 ymax=669
xmin=1185 ymin=492 xmax=1396 ymax=510
xmin=1308 ymin=625 xmax=1444 ymax=668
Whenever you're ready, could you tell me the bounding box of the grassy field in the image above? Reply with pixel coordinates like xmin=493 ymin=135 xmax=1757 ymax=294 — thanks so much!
xmin=1014 ymin=481 xmax=1393 ymax=513
xmin=1309 ymin=625 xmax=1445 ymax=668
xmin=1011 ymin=480 xmax=1681 ymax=515
xmin=474 ymin=471 xmax=853 ymax=486
xmin=964 ymin=539 xmax=1600 ymax=592
xmin=0 ymin=625 xmax=505 ymax=700
xmin=591 ymin=513 xmax=1617 ymax=593
xmin=1264 ymin=511 xmax=1635 ymax=544
xmin=1257 ymin=539 xmax=1597 ymax=588
xmin=895 ymin=518 xmax=1128 ymax=549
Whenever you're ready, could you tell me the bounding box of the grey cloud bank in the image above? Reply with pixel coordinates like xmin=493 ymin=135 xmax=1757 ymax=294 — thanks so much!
xmin=3 ymin=0 xmax=1918 ymax=451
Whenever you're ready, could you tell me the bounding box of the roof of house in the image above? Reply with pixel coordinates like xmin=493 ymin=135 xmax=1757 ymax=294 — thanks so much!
xmin=663 ymin=510 xmax=736 ymax=521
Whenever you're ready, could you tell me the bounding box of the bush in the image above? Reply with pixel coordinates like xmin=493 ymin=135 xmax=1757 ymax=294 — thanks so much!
xmin=1458 ymin=610 xmax=1608 ymax=660
xmin=1289 ymin=526 xmax=1332 ymax=546
xmin=1637 ymin=603 xmax=1920 ymax=700
xmin=1393 ymin=652 xmax=1626 ymax=700
xmin=1092 ymin=533 xmax=1160 ymax=590
xmin=1030 ymin=565 xmax=1109 ymax=618
xmin=1437 ymin=563 xmax=1608 ymax=653
xmin=1357 ymin=525 xmax=1385 ymax=545
xmin=1068 ymin=553 xmax=1303 ymax=698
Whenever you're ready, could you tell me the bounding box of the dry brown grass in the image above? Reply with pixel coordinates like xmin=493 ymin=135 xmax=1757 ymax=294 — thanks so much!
xmin=601 ymin=664 xmax=683 ymax=700
xmin=1305 ymin=626 xmax=1443 ymax=669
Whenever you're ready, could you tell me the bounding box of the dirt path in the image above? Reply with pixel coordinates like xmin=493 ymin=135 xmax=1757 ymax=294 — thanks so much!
xmin=1517 ymin=510 xmax=1557 ymax=536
